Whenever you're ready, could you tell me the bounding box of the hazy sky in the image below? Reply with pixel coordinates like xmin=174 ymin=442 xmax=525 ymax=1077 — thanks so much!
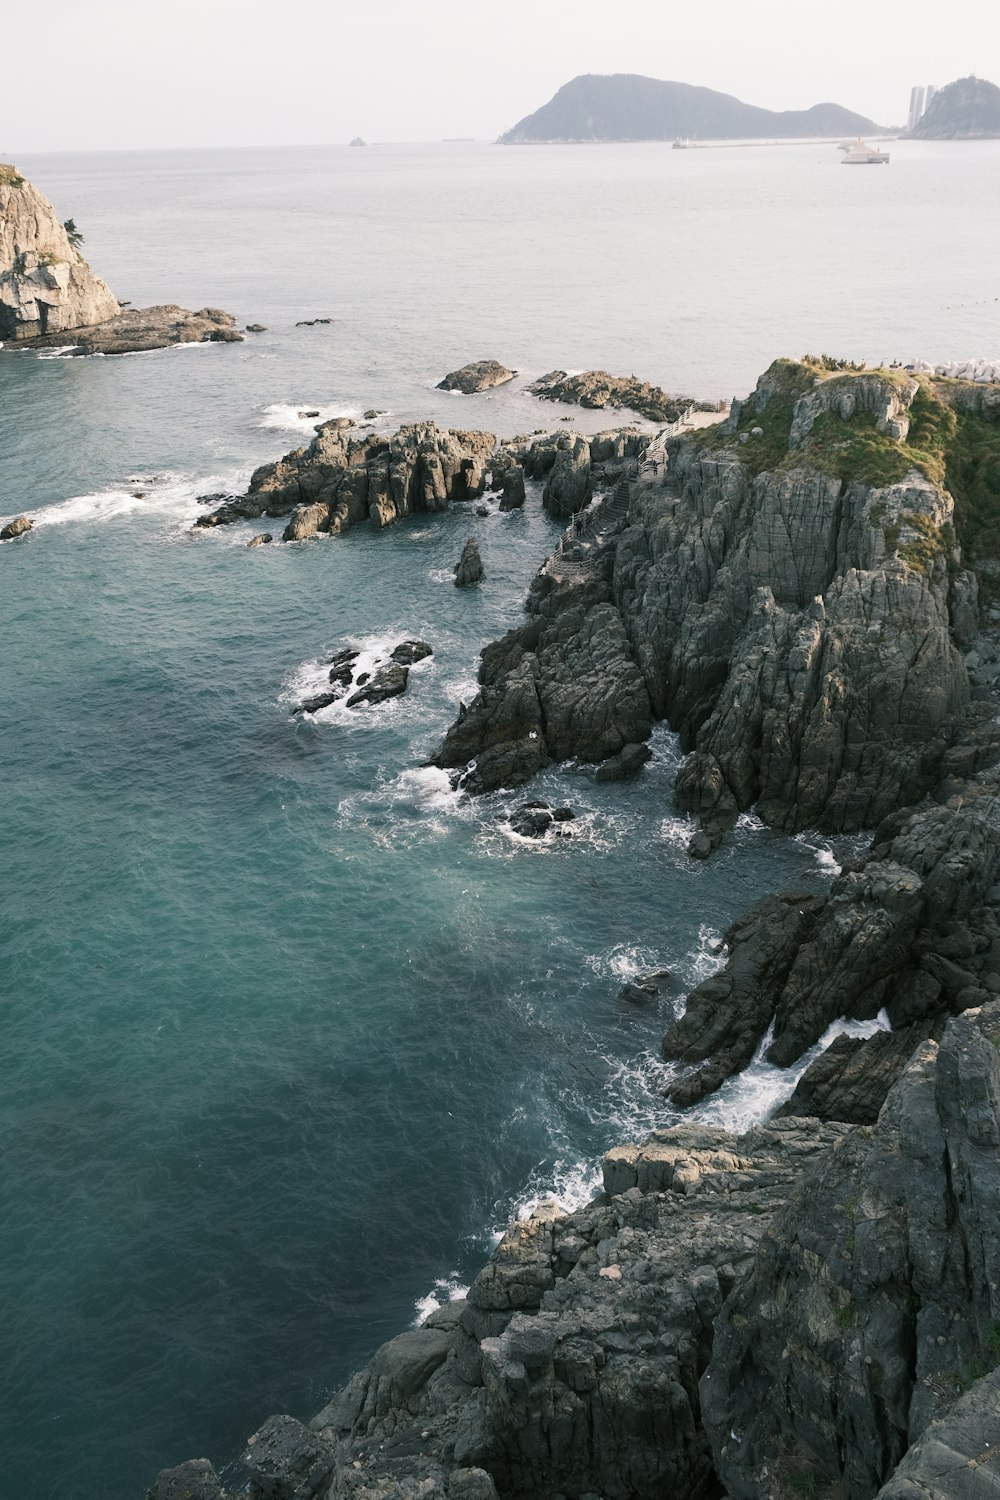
xmin=3 ymin=0 xmax=998 ymax=153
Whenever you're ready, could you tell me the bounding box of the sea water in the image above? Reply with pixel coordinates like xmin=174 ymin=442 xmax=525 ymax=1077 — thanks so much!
xmin=2 ymin=139 xmax=998 ymax=1500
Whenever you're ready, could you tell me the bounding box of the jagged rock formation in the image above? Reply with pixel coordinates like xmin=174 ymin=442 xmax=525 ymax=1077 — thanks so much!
xmin=196 ymin=423 xmax=644 ymax=543
xmin=661 ymin=762 xmax=1000 ymax=1108
xmin=0 ymin=166 xmax=241 ymax=353
xmin=197 ymin=422 xmax=497 ymax=537
xmin=530 ymin=369 xmax=707 ymax=424
xmin=148 ymin=1004 xmax=1000 ymax=1500
xmin=703 ymin=1003 xmax=1000 ymax=1500
xmin=438 ymin=361 xmax=516 ymax=394
xmin=434 ymin=361 xmax=1000 ymax=825
xmin=499 ymin=74 xmax=879 ymax=144
xmin=0 ymin=165 xmax=119 ymax=339
xmin=910 ymin=75 xmax=1000 ymax=139
xmin=454 ymin=537 xmax=484 ymax=586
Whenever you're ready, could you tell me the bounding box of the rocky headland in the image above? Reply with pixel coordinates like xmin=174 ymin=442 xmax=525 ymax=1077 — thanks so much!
xmin=0 ymin=165 xmax=240 ymax=353
xmin=909 ymin=75 xmax=1000 ymax=139
xmin=499 ymin=74 xmax=880 ymax=144
xmin=148 ymin=358 xmax=1000 ymax=1500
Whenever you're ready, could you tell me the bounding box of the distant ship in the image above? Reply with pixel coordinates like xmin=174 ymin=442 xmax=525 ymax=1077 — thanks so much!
xmin=672 ymin=137 xmax=692 ymax=149
xmin=839 ymin=138 xmax=890 ymax=164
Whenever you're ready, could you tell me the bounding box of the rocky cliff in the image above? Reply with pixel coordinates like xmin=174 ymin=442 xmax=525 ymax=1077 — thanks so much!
xmin=0 ymin=165 xmax=242 ymax=351
xmin=433 ymin=361 xmax=1000 ymax=840
xmin=499 ymin=74 xmax=879 ymax=144
xmin=149 ymin=1001 xmax=1000 ymax=1500
xmin=0 ymin=164 xmax=119 ymax=339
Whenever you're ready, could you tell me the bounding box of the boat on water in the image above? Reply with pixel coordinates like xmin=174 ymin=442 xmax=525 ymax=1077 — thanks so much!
xmin=672 ymin=138 xmax=692 ymax=149
xmin=839 ymin=138 xmax=890 ymax=164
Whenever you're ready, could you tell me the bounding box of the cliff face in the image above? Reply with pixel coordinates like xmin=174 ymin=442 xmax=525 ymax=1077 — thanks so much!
xmin=0 ymin=165 xmax=119 ymax=340
xmin=433 ymin=362 xmax=1000 ymax=844
xmin=911 ymin=75 xmax=1000 ymax=138
xmin=499 ymin=74 xmax=879 ymax=143
xmin=149 ymin=1002 xmax=1000 ymax=1500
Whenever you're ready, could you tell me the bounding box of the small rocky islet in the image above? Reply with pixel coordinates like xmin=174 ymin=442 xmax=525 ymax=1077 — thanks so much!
xmin=149 ymin=354 xmax=1000 ymax=1500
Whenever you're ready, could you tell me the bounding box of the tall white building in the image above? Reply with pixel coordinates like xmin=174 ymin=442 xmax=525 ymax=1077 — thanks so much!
xmin=908 ymin=85 xmax=927 ymax=130
xmin=907 ymin=85 xmax=937 ymax=130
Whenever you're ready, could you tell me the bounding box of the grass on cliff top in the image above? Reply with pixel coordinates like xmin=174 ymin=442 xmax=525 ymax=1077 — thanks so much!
xmin=697 ymin=359 xmax=1000 ymax=591
xmin=0 ymin=164 xmax=26 ymax=187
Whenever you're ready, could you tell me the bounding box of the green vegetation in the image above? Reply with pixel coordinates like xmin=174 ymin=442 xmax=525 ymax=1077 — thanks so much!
xmin=834 ymin=1300 xmax=858 ymax=1331
xmin=0 ymin=165 xmax=25 ymax=187
xmin=695 ymin=359 xmax=1000 ymax=593
xmin=63 ymin=218 xmax=84 ymax=249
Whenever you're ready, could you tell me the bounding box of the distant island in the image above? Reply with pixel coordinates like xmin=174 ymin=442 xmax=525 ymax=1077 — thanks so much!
xmin=909 ymin=75 xmax=1000 ymax=138
xmin=498 ymin=73 xmax=880 ymax=143
xmin=348 ymin=136 xmax=367 ymax=147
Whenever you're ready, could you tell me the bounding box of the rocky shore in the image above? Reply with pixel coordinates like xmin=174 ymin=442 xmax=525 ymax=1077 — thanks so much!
xmin=193 ymin=419 xmax=645 ymax=540
xmin=0 ymin=165 xmax=240 ymax=353
xmin=529 ymin=369 xmax=715 ymax=424
xmin=147 ymin=358 xmax=1000 ymax=1500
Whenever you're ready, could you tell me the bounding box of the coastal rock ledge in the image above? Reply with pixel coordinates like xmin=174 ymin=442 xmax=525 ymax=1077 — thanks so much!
xmin=148 ymin=1001 xmax=1000 ymax=1500
xmin=0 ymin=164 xmax=241 ymax=352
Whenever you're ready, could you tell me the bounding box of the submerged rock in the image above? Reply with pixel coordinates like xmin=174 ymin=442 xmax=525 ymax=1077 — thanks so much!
xmin=507 ymin=801 xmax=576 ymax=838
xmin=454 ymin=537 xmax=483 ymax=586
xmin=247 ymin=533 xmax=273 ymax=547
xmin=437 ymin=360 xmax=516 ymax=394
xmin=0 ymin=514 xmax=33 ymax=540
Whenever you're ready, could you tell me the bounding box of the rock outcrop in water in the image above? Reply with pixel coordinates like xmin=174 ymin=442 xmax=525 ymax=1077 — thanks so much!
xmin=196 ymin=422 xmax=647 ymax=540
xmin=434 ymin=361 xmax=1000 ymax=828
xmin=529 ymin=369 xmax=708 ymax=425
xmin=0 ymin=165 xmax=241 ymax=351
xmin=197 ymin=421 xmax=497 ymax=537
xmin=438 ymin=361 xmax=516 ymax=394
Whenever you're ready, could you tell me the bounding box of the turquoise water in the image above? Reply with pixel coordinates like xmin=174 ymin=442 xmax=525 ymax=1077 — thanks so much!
xmin=2 ymin=140 xmax=996 ymax=1500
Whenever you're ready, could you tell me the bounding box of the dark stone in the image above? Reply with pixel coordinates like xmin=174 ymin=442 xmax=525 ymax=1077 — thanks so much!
xmin=0 ymin=514 xmax=33 ymax=540
xmin=346 ymin=661 xmax=408 ymax=707
xmin=247 ymin=533 xmax=273 ymax=547
xmin=454 ymin=536 xmax=484 ymax=586
xmin=777 ymin=1025 xmax=930 ymax=1124
xmin=245 ymin=323 xmax=267 ymax=332
xmin=594 ymin=741 xmax=652 ymax=782
xmin=391 ymin=639 xmax=433 ymax=665
xmin=243 ymin=1413 xmax=335 ymax=1500
xmin=146 ymin=1459 xmax=228 ymax=1500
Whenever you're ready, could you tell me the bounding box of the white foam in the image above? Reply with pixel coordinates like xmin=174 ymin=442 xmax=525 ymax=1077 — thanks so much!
xmin=509 ymin=1157 xmax=603 ymax=1224
xmin=414 ymin=1275 xmax=470 ymax=1326
xmin=391 ymin=766 xmax=464 ymax=814
xmin=692 ymin=1010 xmax=892 ymax=1134
xmin=658 ymin=813 xmax=696 ymax=850
xmin=258 ymin=401 xmax=359 ymax=435
xmin=36 ymin=345 xmax=79 ymax=359
xmin=0 ymin=467 xmax=248 ymax=534
xmin=586 ymin=943 xmax=665 ymax=984
xmin=794 ymin=832 xmax=842 ymax=876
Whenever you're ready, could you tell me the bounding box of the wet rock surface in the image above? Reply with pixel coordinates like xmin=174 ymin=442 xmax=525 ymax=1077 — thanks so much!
xmin=438 ymin=361 xmax=516 ymax=394
xmin=293 ymin=642 xmax=430 ymax=715
xmin=506 ymin=801 xmax=576 ymax=839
